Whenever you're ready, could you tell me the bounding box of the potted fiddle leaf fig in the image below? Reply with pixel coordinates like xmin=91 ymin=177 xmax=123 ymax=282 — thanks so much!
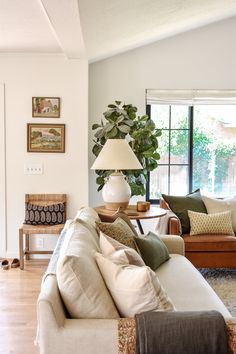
xmin=92 ymin=101 xmax=161 ymax=196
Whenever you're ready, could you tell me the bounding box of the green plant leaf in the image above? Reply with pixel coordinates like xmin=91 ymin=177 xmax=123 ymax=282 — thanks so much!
xmin=125 ymin=119 xmax=134 ymax=127
xmin=118 ymin=125 xmax=130 ymax=133
xmin=117 ymin=115 xmax=125 ymax=124
xmin=94 ymin=128 xmax=105 ymax=139
xmin=92 ymin=144 xmax=102 ymax=156
xmin=97 ymin=185 xmax=103 ymax=192
xmin=152 ymin=152 xmax=160 ymax=160
xmin=107 ymin=126 xmax=118 ymax=138
xmin=108 ymin=104 xmax=117 ymax=108
xmin=104 ymin=123 xmax=115 ymax=132
xmin=115 ymin=101 xmax=122 ymax=106
xmin=96 ymin=176 xmax=104 ymax=185
xmin=92 ymin=123 xmax=101 ymax=130
xmin=145 ymin=119 xmax=155 ymax=131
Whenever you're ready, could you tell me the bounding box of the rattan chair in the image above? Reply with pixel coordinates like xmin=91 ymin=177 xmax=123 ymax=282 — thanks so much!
xmin=19 ymin=194 xmax=66 ymax=270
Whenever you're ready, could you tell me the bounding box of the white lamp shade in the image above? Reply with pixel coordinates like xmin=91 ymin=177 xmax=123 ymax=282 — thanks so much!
xmin=91 ymin=139 xmax=142 ymax=170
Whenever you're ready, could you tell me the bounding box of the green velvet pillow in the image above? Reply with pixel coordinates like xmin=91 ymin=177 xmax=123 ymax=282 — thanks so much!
xmin=162 ymin=189 xmax=207 ymax=234
xmin=134 ymin=231 xmax=170 ymax=271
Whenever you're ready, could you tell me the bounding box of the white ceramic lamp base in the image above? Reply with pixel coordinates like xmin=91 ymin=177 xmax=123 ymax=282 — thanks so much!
xmin=102 ymin=172 xmax=131 ymax=211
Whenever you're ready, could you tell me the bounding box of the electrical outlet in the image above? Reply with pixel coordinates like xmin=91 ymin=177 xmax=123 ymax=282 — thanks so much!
xmin=36 ymin=238 xmax=44 ymax=249
xmin=24 ymin=163 xmax=43 ymax=175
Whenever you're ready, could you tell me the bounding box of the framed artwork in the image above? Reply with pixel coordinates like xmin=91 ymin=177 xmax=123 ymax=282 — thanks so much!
xmin=32 ymin=97 xmax=60 ymax=118
xmin=27 ymin=123 xmax=65 ymax=153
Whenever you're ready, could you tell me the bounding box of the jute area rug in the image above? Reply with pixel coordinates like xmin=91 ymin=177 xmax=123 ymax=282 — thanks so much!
xmin=199 ymin=268 xmax=236 ymax=316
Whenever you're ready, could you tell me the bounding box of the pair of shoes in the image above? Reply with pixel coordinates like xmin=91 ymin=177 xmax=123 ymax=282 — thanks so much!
xmin=1 ymin=258 xmax=20 ymax=270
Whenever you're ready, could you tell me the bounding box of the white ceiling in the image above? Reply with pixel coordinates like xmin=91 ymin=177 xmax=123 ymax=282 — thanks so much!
xmin=0 ymin=0 xmax=236 ymax=62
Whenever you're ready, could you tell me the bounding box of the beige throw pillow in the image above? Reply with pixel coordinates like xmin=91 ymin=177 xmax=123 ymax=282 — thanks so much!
xmin=96 ymin=217 xmax=138 ymax=251
xmin=99 ymin=231 xmax=145 ymax=266
xmin=202 ymin=195 xmax=236 ymax=233
xmin=95 ymin=253 xmax=175 ymax=318
xmin=188 ymin=210 xmax=234 ymax=236
xmin=57 ymin=222 xmax=119 ymax=319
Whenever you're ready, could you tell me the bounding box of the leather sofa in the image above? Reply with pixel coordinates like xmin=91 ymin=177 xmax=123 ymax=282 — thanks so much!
xmin=160 ymin=199 xmax=236 ymax=268
xmin=36 ymin=207 xmax=235 ymax=354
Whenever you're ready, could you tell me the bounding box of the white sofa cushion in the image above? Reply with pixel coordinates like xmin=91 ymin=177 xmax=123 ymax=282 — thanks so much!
xmin=57 ymin=219 xmax=119 ymax=319
xmin=156 ymin=254 xmax=231 ymax=318
xmin=95 ymin=252 xmax=174 ymax=318
xmin=99 ymin=231 xmax=145 ymax=266
xmin=202 ymin=195 xmax=236 ymax=232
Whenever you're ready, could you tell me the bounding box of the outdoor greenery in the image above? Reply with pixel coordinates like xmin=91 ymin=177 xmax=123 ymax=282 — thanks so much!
xmin=92 ymin=101 xmax=161 ymax=196
xmin=160 ymin=115 xmax=236 ymax=194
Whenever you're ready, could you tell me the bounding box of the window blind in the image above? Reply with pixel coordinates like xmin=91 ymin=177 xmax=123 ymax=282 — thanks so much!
xmin=146 ymin=90 xmax=236 ymax=105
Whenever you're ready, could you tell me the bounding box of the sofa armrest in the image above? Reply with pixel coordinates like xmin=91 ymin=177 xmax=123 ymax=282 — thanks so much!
xmin=38 ymin=274 xmax=66 ymax=328
xmin=159 ymin=235 xmax=185 ymax=256
xmin=169 ymin=217 xmax=181 ymax=235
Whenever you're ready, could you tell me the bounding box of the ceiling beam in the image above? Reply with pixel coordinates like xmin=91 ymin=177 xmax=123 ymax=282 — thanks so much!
xmin=39 ymin=0 xmax=86 ymax=59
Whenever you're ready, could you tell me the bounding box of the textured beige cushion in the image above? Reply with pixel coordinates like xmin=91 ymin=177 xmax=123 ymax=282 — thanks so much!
xmin=99 ymin=231 xmax=145 ymax=266
xmin=95 ymin=252 xmax=174 ymax=318
xmin=96 ymin=217 xmax=138 ymax=251
xmin=202 ymin=195 xmax=236 ymax=232
xmin=188 ymin=210 xmax=235 ymax=236
xmin=57 ymin=222 xmax=119 ymax=319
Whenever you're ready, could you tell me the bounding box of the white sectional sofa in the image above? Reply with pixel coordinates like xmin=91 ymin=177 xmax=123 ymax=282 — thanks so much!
xmin=37 ymin=207 xmax=234 ymax=354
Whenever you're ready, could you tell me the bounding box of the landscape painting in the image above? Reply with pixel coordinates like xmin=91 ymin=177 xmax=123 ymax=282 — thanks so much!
xmin=32 ymin=97 xmax=60 ymax=118
xmin=27 ymin=124 xmax=65 ymax=153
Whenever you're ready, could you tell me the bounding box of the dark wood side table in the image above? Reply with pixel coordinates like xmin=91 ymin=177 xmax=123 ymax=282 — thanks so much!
xmin=94 ymin=205 xmax=167 ymax=234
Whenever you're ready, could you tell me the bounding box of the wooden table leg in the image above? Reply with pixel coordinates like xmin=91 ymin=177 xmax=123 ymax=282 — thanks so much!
xmin=25 ymin=234 xmax=30 ymax=260
xmin=19 ymin=228 xmax=24 ymax=270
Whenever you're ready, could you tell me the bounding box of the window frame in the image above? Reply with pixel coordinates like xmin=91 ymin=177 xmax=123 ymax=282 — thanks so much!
xmin=146 ymin=104 xmax=193 ymax=204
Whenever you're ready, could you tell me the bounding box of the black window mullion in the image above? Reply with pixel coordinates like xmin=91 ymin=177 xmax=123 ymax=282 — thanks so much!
xmin=188 ymin=106 xmax=194 ymax=193
xmin=168 ymin=106 xmax=171 ymax=194
xmin=146 ymin=104 xmax=151 ymax=201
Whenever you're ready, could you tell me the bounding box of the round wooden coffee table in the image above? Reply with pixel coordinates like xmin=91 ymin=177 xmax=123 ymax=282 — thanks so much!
xmin=95 ymin=205 xmax=167 ymax=234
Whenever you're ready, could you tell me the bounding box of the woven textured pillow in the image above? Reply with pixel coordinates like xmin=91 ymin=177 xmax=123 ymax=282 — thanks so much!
xmin=188 ymin=210 xmax=235 ymax=236
xmin=24 ymin=202 xmax=65 ymax=225
xmin=96 ymin=217 xmax=138 ymax=251
xmin=97 ymin=211 xmax=139 ymax=237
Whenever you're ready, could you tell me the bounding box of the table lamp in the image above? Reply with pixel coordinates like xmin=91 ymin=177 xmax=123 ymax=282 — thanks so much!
xmin=91 ymin=139 xmax=142 ymax=210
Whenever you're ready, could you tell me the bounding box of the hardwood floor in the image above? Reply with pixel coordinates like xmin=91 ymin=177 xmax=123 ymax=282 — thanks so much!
xmin=0 ymin=259 xmax=48 ymax=354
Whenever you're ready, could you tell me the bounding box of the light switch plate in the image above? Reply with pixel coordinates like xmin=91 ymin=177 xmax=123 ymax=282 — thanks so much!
xmin=24 ymin=163 xmax=43 ymax=175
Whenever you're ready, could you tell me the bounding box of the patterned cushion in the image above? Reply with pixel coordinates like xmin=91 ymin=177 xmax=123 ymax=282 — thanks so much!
xmin=188 ymin=210 xmax=235 ymax=236
xmin=96 ymin=217 xmax=138 ymax=251
xmin=24 ymin=202 xmax=65 ymax=225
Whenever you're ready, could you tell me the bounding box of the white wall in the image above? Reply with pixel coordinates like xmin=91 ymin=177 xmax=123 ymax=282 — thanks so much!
xmin=89 ymin=16 xmax=236 ymax=211
xmin=0 ymin=83 xmax=6 ymax=255
xmin=0 ymin=55 xmax=88 ymax=258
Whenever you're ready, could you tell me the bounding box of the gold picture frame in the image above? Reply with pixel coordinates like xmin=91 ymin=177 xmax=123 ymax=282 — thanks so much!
xmin=32 ymin=97 xmax=60 ymax=118
xmin=27 ymin=123 xmax=65 ymax=153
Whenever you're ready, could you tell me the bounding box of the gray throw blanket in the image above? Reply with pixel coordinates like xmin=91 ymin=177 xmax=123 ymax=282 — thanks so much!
xmin=135 ymin=310 xmax=228 ymax=354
